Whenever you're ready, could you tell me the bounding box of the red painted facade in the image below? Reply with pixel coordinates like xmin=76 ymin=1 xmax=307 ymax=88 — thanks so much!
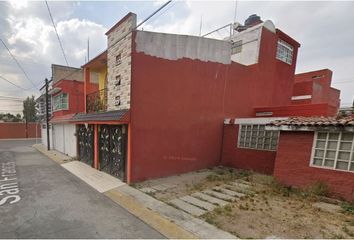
xmin=0 ymin=122 xmax=41 ymax=139
xmin=51 ymin=79 xmax=86 ymax=118
xmin=274 ymin=131 xmax=354 ymax=201
xmin=292 ymin=69 xmax=340 ymax=109
xmin=221 ymin=125 xmax=276 ymax=174
xmin=129 ymin=27 xmax=304 ymax=181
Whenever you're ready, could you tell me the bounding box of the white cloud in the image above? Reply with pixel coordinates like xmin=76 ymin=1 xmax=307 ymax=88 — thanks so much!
xmin=0 ymin=1 xmax=107 ymax=112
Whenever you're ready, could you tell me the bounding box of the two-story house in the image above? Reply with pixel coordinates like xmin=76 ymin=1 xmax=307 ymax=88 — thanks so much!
xmin=69 ymin=13 xmax=340 ymax=187
xmin=47 ymin=64 xmax=98 ymax=157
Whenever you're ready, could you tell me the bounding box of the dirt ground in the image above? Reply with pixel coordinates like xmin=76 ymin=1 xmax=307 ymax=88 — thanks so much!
xmin=135 ymin=166 xmax=354 ymax=239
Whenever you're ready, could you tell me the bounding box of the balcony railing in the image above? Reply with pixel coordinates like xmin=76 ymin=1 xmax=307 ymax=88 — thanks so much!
xmin=86 ymin=88 xmax=108 ymax=113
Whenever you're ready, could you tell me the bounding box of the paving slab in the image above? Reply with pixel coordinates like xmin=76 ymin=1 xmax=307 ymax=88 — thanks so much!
xmin=61 ymin=161 xmax=125 ymax=193
xmin=192 ymin=192 xmax=229 ymax=207
xmin=236 ymin=179 xmax=253 ymax=186
xmin=230 ymin=181 xmax=252 ymax=190
xmin=312 ymin=202 xmax=341 ymax=213
xmin=140 ymin=187 xmax=157 ymax=194
xmin=203 ymin=190 xmax=235 ymax=201
xmin=180 ymin=195 xmax=216 ymax=211
xmin=214 ymin=186 xmax=246 ymax=198
xmin=151 ymin=183 xmax=174 ymax=191
xmin=224 ymin=184 xmax=255 ymax=195
xmin=169 ymin=199 xmax=207 ymax=216
xmin=116 ymin=185 xmax=236 ymax=239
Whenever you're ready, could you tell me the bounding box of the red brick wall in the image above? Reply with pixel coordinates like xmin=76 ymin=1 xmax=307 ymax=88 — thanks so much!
xmin=274 ymin=131 xmax=354 ymax=201
xmin=0 ymin=123 xmax=41 ymax=139
xmin=221 ymin=124 xmax=276 ymax=174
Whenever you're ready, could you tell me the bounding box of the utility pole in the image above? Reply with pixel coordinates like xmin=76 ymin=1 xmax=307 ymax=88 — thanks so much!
xmin=45 ymin=78 xmax=50 ymax=150
xmin=25 ymin=100 xmax=28 ymax=138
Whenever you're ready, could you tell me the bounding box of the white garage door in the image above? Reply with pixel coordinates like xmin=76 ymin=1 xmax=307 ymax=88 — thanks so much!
xmin=64 ymin=124 xmax=77 ymax=157
xmin=53 ymin=123 xmax=77 ymax=158
xmin=53 ymin=124 xmax=65 ymax=154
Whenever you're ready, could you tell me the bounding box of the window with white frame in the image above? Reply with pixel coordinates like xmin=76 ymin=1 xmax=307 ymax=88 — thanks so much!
xmin=276 ymin=39 xmax=293 ymax=65
xmin=53 ymin=93 xmax=68 ymax=111
xmin=312 ymin=132 xmax=354 ymax=172
xmin=238 ymin=124 xmax=279 ymax=151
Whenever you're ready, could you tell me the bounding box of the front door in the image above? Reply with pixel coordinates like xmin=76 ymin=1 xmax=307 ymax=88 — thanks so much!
xmin=99 ymin=125 xmax=126 ymax=181
xmin=77 ymin=124 xmax=94 ymax=166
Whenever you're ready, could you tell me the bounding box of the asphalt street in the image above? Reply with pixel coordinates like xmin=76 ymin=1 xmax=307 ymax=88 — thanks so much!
xmin=0 ymin=139 xmax=164 ymax=239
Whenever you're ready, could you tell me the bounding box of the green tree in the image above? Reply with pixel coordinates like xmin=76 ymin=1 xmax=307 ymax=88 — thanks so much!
xmin=23 ymin=96 xmax=36 ymax=122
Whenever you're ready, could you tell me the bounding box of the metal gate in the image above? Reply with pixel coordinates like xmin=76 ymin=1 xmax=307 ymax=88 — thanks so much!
xmin=77 ymin=124 xmax=94 ymax=166
xmin=99 ymin=125 xmax=126 ymax=180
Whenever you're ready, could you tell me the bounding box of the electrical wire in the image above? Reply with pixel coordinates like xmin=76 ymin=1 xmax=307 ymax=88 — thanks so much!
xmin=45 ymin=0 xmax=69 ymax=66
xmin=0 ymin=39 xmax=37 ymax=89
xmin=0 ymin=75 xmax=32 ymax=91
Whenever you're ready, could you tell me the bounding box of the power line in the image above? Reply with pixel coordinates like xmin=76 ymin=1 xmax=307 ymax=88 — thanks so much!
xmin=0 ymin=39 xmax=37 ymax=89
xmin=0 ymin=75 xmax=32 ymax=91
xmin=45 ymin=0 xmax=69 ymax=66
xmin=110 ymin=0 xmax=172 ymax=49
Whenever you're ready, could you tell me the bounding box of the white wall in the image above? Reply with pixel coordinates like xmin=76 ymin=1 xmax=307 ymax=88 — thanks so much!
xmin=230 ymin=20 xmax=276 ymax=66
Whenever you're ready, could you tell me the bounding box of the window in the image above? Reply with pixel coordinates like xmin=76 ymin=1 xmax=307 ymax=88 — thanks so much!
xmin=115 ymin=75 xmax=121 ymax=86
xmin=311 ymin=132 xmax=354 ymax=172
xmin=115 ymin=54 xmax=121 ymax=65
xmin=115 ymin=96 xmax=120 ymax=106
xmin=238 ymin=124 xmax=279 ymax=151
xmin=276 ymin=39 xmax=293 ymax=65
xmin=231 ymin=40 xmax=242 ymax=54
xmin=53 ymin=93 xmax=68 ymax=111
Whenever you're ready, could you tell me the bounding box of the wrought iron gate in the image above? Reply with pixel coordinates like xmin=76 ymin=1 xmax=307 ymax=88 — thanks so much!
xmin=99 ymin=125 xmax=126 ymax=180
xmin=77 ymin=124 xmax=94 ymax=166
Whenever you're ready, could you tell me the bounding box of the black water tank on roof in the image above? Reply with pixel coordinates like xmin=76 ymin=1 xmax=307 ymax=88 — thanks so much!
xmin=244 ymin=14 xmax=262 ymax=26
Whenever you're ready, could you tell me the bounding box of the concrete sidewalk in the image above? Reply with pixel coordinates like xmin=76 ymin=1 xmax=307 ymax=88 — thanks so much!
xmin=33 ymin=143 xmax=236 ymax=239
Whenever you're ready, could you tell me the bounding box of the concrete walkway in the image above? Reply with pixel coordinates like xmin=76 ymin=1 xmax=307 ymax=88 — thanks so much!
xmin=34 ymin=144 xmax=236 ymax=239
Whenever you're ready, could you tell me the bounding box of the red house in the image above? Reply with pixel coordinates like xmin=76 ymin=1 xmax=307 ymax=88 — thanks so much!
xmin=267 ymin=117 xmax=354 ymax=201
xmin=47 ymin=65 xmax=98 ymax=157
xmin=66 ymin=13 xmax=342 ymax=193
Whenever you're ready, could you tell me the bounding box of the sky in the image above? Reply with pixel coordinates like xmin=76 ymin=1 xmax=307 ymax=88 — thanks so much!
xmin=0 ymin=0 xmax=353 ymax=114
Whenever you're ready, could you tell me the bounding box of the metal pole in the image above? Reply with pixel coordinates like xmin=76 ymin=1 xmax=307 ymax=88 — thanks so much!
xmin=45 ymin=78 xmax=50 ymax=150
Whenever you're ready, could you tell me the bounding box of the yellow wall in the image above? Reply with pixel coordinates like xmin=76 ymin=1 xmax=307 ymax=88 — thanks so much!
xmin=98 ymin=68 xmax=107 ymax=90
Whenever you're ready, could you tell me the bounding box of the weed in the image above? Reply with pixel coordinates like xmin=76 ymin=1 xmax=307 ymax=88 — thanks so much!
xmin=206 ymin=174 xmax=222 ymax=182
xmin=341 ymin=202 xmax=354 ymax=214
xmin=204 ymin=214 xmax=216 ymax=225
xmin=306 ymin=181 xmax=329 ymax=197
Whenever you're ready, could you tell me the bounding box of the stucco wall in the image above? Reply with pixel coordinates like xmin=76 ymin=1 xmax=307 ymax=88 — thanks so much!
xmin=129 ymin=26 xmax=299 ymax=182
xmin=221 ymin=124 xmax=276 ymax=174
xmin=135 ymin=31 xmax=231 ymax=64
xmin=274 ymin=131 xmax=354 ymax=201
xmin=52 ymin=80 xmax=85 ymax=117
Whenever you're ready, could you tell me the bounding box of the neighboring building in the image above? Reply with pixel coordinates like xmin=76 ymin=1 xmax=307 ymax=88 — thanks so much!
xmin=35 ymin=87 xmax=52 ymax=122
xmin=266 ymin=117 xmax=354 ymax=201
xmin=41 ymin=64 xmax=99 ymax=157
xmin=67 ymin=12 xmax=340 ymax=185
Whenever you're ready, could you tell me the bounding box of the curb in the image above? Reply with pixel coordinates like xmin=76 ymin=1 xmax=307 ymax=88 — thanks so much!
xmin=105 ymin=189 xmax=197 ymax=239
xmin=33 ymin=144 xmax=72 ymax=164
